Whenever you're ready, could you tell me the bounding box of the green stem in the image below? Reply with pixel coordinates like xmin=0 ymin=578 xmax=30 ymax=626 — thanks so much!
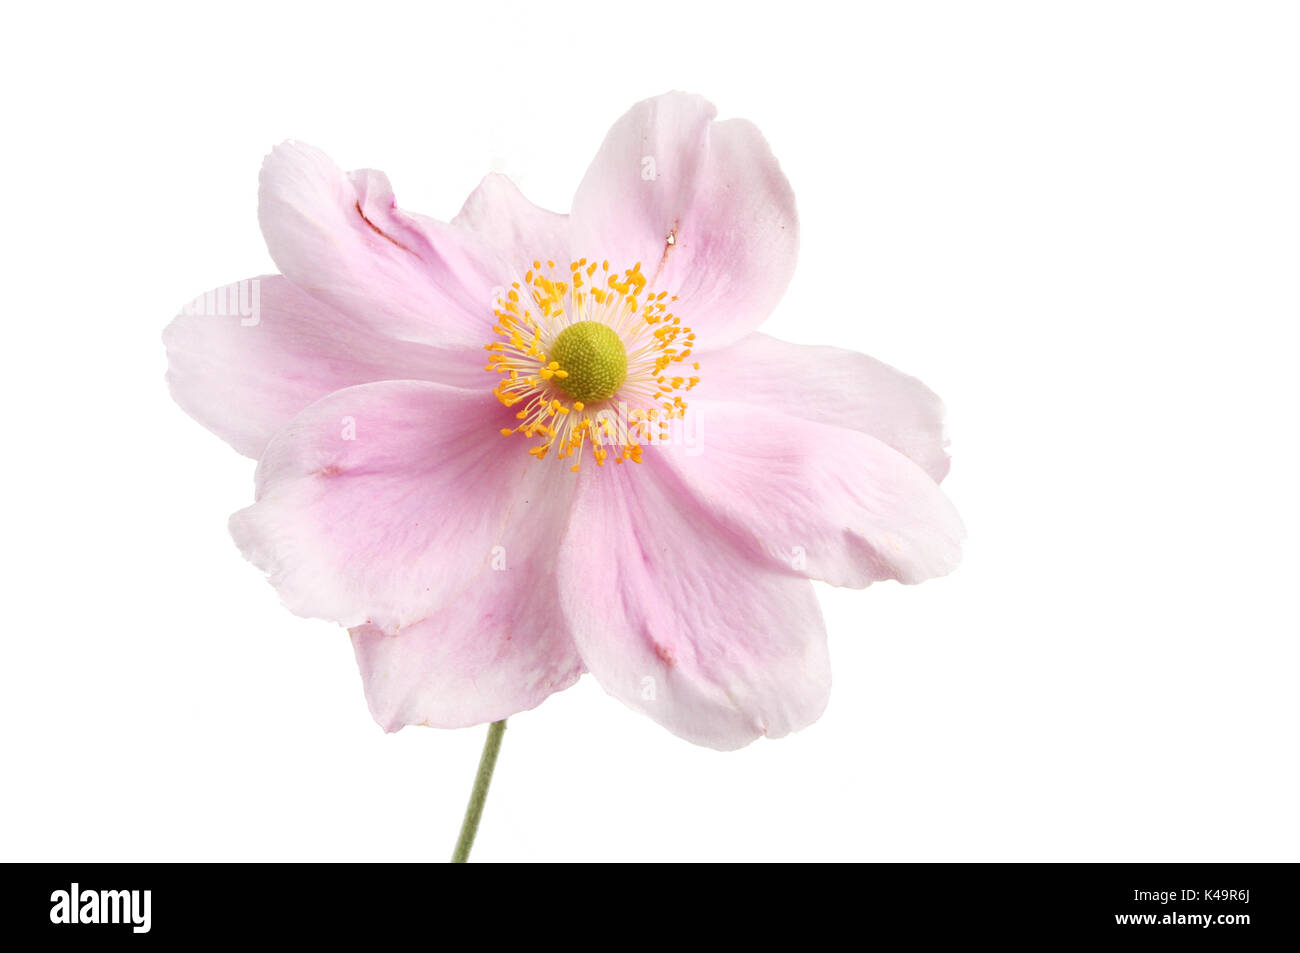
xmin=451 ymin=719 xmax=507 ymax=863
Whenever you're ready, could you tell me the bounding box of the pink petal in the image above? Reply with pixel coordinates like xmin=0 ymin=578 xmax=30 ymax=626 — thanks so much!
xmin=163 ymin=275 xmax=481 ymax=459
xmin=558 ymin=462 xmax=830 ymax=750
xmin=350 ymin=589 xmax=583 ymax=732
xmin=259 ymin=142 xmax=499 ymax=350
xmin=451 ymin=173 xmax=569 ymax=273
xmin=229 ymin=380 xmax=576 ymax=633
xmin=661 ymin=401 xmax=964 ymax=589
xmin=691 ymin=332 xmax=952 ymax=482
xmin=569 ymin=92 xmax=798 ymax=350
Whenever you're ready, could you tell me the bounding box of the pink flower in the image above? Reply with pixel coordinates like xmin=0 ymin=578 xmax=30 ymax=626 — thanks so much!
xmin=164 ymin=92 xmax=963 ymax=750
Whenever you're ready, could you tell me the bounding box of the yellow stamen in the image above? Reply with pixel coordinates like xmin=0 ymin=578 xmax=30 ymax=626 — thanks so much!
xmin=483 ymin=259 xmax=698 ymax=472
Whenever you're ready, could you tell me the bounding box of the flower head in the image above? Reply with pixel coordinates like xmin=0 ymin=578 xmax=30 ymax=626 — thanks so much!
xmin=164 ymin=92 xmax=963 ymax=750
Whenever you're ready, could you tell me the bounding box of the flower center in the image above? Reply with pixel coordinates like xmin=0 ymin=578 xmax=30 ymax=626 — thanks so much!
xmin=483 ymin=259 xmax=699 ymax=472
xmin=548 ymin=320 xmax=627 ymax=403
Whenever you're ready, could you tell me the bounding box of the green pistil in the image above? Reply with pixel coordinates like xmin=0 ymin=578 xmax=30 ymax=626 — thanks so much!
xmin=550 ymin=321 xmax=627 ymax=403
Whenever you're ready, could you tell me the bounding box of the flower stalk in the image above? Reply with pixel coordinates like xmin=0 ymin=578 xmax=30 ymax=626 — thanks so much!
xmin=451 ymin=719 xmax=507 ymax=863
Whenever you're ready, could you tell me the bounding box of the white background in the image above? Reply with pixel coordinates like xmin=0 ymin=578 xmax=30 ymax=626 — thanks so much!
xmin=2 ymin=1 xmax=1297 ymax=861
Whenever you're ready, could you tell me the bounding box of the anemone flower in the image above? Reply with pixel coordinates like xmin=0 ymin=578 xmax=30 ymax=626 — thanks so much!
xmin=164 ymin=91 xmax=963 ymax=860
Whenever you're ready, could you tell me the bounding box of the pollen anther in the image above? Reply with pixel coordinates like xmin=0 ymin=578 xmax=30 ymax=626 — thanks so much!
xmin=484 ymin=259 xmax=697 ymax=472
